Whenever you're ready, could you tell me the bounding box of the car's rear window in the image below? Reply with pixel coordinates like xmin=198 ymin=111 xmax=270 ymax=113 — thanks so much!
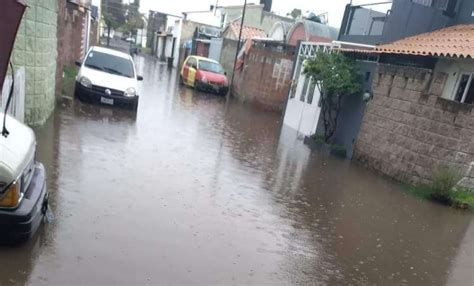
xmin=198 ymin=60 xmax=224 ymax=74
xmin=84 ymin=51 xmax=134 ymax=78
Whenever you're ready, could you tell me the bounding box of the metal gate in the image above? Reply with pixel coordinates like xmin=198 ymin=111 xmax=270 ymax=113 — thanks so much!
xmin=283 ymin=42 xmax=334 ymax=137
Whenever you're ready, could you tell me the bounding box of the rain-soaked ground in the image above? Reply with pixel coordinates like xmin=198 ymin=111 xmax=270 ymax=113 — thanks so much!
xmin=1 ymin=56 xmax=473 ymax=285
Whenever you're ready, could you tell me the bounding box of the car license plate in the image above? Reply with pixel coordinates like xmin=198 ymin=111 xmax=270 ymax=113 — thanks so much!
xmin=100 ymin=97 xmax=114 ymax=105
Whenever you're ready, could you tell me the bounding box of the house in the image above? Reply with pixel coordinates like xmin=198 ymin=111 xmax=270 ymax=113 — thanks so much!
xmin=268 ymin=21 xmax=292 ymax=42
xmin=147 ymin=10 xmax=168 ymax=50
xmin=282 ymin=0 xmax=474 ymax=159
xmin=339 ymin=0 xmax=474 ymax=45
xmin=286 ymin=19 xmax=339 ymax=46
xmin=281 ymin=40 xmax=376 ymax=159
xmin=222 ymin=22 xmax=266 ymax=41
xmin=183 ymin=2 xmax=293 ymax=33
xmin=220 ymin=21 xmax=267 ymax=78
xmin=151 ymin=18 xmax=183 ymax=68
xmin=352 ymin=24 xmax=474 ymax=188
xmin=219 ymin=3 xmax=293 ymax=34
xmin=181 ymin=10 xmax=222 ymax=27
xmin=178 ymin=22 xmax=222 ymax=63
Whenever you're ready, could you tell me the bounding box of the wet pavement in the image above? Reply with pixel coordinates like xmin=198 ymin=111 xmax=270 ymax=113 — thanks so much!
xmin=1 ymin=56 xmax=473 ymax=285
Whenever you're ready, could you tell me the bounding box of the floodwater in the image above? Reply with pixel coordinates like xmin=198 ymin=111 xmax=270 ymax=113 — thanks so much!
xmin=1 ymin=56 xmax=473 ymax=285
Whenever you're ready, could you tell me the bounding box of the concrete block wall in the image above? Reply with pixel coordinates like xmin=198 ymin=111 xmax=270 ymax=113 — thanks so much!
xmin=354 ymin=63 xmax=474 ymax=186
xmin=219 ymin=38 xmax=239 ymax=81
xmin=233 ymin=45 xmax=294 ymax=112
xmin=12 ymin=0 xmax=58 ymax=125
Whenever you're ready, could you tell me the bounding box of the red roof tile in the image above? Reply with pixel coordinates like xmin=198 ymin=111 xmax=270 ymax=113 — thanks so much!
xmin=228 ymin=22 xmax=266 ymax=40
xmin=375 ymin=24 xmax=474 ymax=58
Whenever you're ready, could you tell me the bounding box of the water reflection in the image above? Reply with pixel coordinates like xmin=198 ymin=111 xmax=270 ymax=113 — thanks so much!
xmin=0 ymin=56 xmax=471 ymax=285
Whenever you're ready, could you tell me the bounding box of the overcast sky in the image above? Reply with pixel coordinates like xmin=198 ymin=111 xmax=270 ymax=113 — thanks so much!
xmin=136 ymin=0 xmax=391 ymax=28
xmin=92 ymin=0 xmax=392 ymax=29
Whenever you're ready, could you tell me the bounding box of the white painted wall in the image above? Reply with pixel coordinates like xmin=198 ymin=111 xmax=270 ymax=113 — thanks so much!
xmin=172 ymin=19 xmax=182 ymax=68
xmin=185 ymin=11 xmax=222 ymax=27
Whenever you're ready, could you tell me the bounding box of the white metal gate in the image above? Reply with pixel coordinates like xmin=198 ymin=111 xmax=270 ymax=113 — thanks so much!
xmin=283 ymin=42 xmax=333 ymax=136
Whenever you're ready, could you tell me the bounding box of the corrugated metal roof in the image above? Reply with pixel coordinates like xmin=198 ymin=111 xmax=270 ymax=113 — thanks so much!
xmin=302 ymin=20 xmax=339 ymax=41
xmin=228 ymin=22 xmax=267 ymax=40
xmin=375 ymin=24 xmax=474 ymax=58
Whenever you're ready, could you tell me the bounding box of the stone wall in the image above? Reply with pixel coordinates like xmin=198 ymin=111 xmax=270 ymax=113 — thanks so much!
xmin=233 ymin=43 xmax=294 ymax=112
xmin=354 ymin=63 xmax=474 ymax=186
xmin=12 ymin=0 xmax=58 ymax=125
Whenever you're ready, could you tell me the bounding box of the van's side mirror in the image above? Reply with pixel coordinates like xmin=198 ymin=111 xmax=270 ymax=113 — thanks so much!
xmin=224 ymin=71 xmax=227 ymax=76
xmin=137 ymin=75 xmax=143 ymax=81
xmin=75 ymin=60 xmax=81 ymax=67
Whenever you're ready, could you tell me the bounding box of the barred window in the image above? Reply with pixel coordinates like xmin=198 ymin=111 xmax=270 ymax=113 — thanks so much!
xmin=454 ymin=73 xmax=474 ymax=104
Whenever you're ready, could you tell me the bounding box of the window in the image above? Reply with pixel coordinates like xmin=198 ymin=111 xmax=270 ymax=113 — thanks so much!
xmin=198 ymin=60 xmax=224 ymax=74
xmin=454 ymin=73 xmax=474 ymax=104
xmin=84 ymin=51 xmax=134 ymax=78
xmin=365 ymin=72 xmax=371 ymax=82
xmin=187 ymin=58 xmax=197 ymax=69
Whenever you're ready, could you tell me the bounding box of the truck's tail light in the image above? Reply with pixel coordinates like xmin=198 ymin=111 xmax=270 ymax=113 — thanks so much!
xmin=0 ymin=182 xmax=22 ymax=208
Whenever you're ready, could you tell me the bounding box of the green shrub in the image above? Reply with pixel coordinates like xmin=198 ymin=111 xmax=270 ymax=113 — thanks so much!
xmin=330 ymin=144 xmax=347 ymax=158
xmin=311 ymin=134 xmax=326 ymax=144
xmin=430 ymin=167 xmax=462 ymax=203
xmin=61 ymin=65 xmax=78 ymax=98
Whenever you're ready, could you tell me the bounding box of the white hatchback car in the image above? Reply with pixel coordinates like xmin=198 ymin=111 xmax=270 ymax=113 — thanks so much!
xmin=75 ymin=46 xmax=143 ymax=111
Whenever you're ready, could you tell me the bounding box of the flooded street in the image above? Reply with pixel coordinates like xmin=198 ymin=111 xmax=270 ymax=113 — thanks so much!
xmin=1 ymin=56 xmax=473 ymax=285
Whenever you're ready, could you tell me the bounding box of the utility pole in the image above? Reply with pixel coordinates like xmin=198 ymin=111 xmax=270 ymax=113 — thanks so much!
xmin=228 ymin=0 xmax=247 ymax=99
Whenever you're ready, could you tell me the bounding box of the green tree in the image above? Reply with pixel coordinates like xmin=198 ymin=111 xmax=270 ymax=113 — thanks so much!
xmin=303 ymin=51 xmax=361 ymax=142
xmin=103 ymin=12 xmax=120 ymax=46
xmin=122 ymin=1 xmax=144 ymax=39
xmin=287 ymin=8 xmax=302 ymax=20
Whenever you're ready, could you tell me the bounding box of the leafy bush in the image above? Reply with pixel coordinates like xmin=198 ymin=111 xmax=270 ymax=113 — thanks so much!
xmin=329 ymin=144 xmax=347 ymax=158
xmin=303 ymin=52 xmax=361 ymax=142
xmin=430 ymin=167 xmax=462 ymax=203
xmin=61 ymin=65 xmax=78 ymax=98
xmin=311 ymin=134 xmax=326 ymax=144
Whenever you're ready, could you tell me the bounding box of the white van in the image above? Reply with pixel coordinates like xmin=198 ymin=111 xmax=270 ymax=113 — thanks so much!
xmin=0 ymin=113 xmax=48 ymax=244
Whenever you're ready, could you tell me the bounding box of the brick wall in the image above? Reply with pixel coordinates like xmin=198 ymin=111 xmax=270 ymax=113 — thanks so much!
xmin=233 ymin=44 xmax=294 ymax=111
xmin=56 ymin=2 xmax=88 ymax=99
xmin=12 ymin=0 xmax=58 ymax=125
xmin=354 ymin=63 xmax=474 ymax=186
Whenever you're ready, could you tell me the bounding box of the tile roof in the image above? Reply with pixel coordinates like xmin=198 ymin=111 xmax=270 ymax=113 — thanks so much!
xmin=228 ymin=22 xmax=267 ymax=40
xmin=375 ymin=24 xmax=474 ymax=58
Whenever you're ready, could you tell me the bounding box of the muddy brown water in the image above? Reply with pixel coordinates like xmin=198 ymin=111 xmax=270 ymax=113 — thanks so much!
xmin=1 ymin=56 xmax=472 ymax=285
